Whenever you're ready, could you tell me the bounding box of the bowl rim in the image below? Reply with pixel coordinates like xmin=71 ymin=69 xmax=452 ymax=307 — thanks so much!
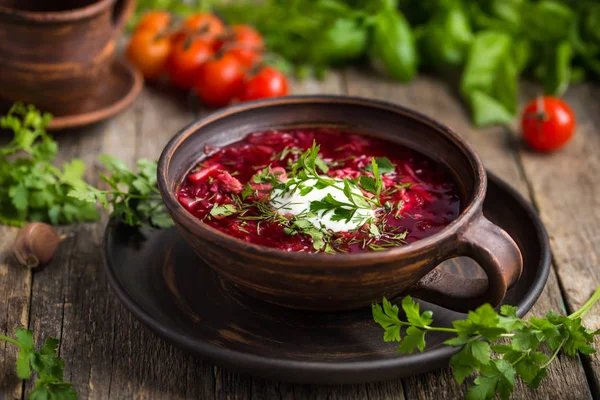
xmin=157 ymin=95 xmax=486 ymax=265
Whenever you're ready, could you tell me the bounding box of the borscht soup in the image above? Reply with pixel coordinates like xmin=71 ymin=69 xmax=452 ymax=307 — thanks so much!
xmin=177 ymin=128 xmax=461 ymax=253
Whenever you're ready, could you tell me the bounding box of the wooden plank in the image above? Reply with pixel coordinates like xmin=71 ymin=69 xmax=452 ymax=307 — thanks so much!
xmin=344 ymin=70 xmax=592 ymax=399
xmin=0 ymin=226 xmax=31 ymax=400
xmin=515 ymin=82 xmax=600 ymax=396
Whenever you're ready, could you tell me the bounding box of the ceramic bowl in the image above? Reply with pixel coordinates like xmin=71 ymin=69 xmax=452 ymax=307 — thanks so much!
xmin=157 ymin=96 xmax=523 ymax=312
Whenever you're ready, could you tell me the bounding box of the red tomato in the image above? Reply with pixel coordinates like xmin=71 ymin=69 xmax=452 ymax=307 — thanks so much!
xmin=521 ymin=96 xmax=576 ymax=152
xmin=135 ymin=10 xmax=171 ymax=34
xmin=126 ymin=28 xmax=172 ymax=80
xmin=166 ymin=38 xmax=215 ymax=89
xmin=222 ymin=24 xmax=264 ymax=67
xmin=194 ymin=54 xmax=246 ymax=107
xmin=239 ymin=67 xmax=289 ymax=102
xmin=183 ymin=13 xmax=225 ymax=38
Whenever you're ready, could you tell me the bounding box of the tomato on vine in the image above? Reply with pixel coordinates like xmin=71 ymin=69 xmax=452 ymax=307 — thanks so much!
xmin=126 ymin=28 xmax=172 ymax=80
xmin=183 ymin=13 xmax=225 ymax=38
xmin=521 ymin=96 xmax=576 ymax=152
xmin=239 ymin=66 xmax=289 ymax=102
xmin=134 ymin=10 xmax=171 ymax=34
xmin=166 ymin=37 xmax=215 ymax=89
xmin=194 ymin=54 xmax=246 ymax=107
xmin=222 ymin=24 xmax=264 ymax=68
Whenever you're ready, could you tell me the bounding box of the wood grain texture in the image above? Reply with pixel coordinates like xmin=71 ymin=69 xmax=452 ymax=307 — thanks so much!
xmin=344 ymin=70 xmax=592 ymax=400
xmin=515 ymin=82 xmax=600 ymax=396
xmin=0 ymin=226 xmax=31 ymax=400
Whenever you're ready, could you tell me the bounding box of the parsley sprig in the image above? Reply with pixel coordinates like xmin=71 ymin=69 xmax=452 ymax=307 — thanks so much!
xmin=68 ymin=156 xmax=173 ymax=229
xmin=0 ymin=103 xmax=99 ymax=226
xmin=373 ymin=285 xmax=600 ymax=400
xmin=0 ymin=329 xmax=76 ymax=399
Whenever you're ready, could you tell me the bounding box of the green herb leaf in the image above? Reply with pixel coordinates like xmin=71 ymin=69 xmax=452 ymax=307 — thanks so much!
xmin=373 ymin=285 xmax=600 ymax=398
xmin=402 ymin=296 xmax=433 ymax=327
xmin=369 ymin=9 xmax=418 ymax=82
xmin=1 ymin=329 xmax=77 ymax=399
xmin=365 ymin=157 xmax=395 ymax=174
xmin=397 ymin=326 xmax=426 ymax=354
xmin=460 ymin=32 xmax=517 ymax=127
xmin=0 ymin=103 xmax=100 ymax=227
xmin=467 ymin=359 xmax=515 ymax=400
xmin=210 ymin=204 xmax=238 ymax=218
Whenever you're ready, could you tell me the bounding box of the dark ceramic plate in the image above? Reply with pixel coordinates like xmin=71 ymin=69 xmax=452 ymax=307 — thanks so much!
xmin=103 ymin=172 xmax=550 ymax=384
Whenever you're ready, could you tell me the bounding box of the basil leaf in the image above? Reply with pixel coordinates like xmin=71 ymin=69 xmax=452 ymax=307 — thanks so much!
xmin=310 ymin=18 xmax=368 ymax=66
xmin=542 ymin=41 xmax=573 ymax=96
xmin=369 ymin=10 xmax=418 ymax=82
xmin=460 ymin=32 xmax=518 ymax=127
xmin=522 ymin=1 xmax=575 ymax=43
xmin=468 ymin=0 xmax=523 ymax=34
xmin=418 ymin=4 xmax=473 ymax=69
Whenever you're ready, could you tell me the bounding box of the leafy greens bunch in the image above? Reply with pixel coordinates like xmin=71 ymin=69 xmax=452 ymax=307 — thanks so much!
xmin=0 ymin=104 xmax=99 ymax=227
xmin=0 ymin=103 xmax=172 ymax=229
xmin=373 ymin=285 xmax=600 ymax=400
xmin=0 ymin=329 xmax=76 ymax=399
xmin=68 ymin=156 xmax=174 ymax=229
xmin=214 ymin=0 xmax=600 ymax=126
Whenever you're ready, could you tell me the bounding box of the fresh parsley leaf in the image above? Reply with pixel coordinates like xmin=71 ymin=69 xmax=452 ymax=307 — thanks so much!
xmin=210 ymin=204 xmax=238 ymax=217
xmin=15 ymin=328 xmax=34 ymax=379
xmin=68 ymin=156 xmax=173 ymax=229
xmin=241 ymin=183 xmax=256 ymax=200
xmin=467 ymin=359 xmax=515 ymax=400
xmin=450 ymin=343 xmax=480 ymax=384
xmin=402 ymin=296 xmax=433 ymax=327
xmin=359 ymin=175 xmax=378 ymax=195
xmin=365 ymin=157 xmax=395 ymax=174
xmin=511 ymin=327 xmax=541 ymax=351
xmin=1 ymin=329 xmax=77 ymax=399
xmin=470 ymin=340 xmax=492 ymax=365
xmin=372 ymin=297 xmax=403 ymax=342
xmin=397 ymin=326 xmax=426 ymax=354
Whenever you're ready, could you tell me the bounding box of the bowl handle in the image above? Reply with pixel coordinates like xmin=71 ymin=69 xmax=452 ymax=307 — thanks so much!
xmin=410 ymin=213 xmax=523 ymax=312
xmin=111 ymin=0 xmax=136 ymax=36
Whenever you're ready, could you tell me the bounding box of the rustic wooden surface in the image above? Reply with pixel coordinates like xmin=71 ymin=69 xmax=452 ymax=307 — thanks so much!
xmin=1 ymin=69 xmax=599 ymax=399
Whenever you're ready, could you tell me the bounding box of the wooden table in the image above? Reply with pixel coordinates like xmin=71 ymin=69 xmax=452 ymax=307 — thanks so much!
xmin=1 ymin=70 xmax=599 ymax=400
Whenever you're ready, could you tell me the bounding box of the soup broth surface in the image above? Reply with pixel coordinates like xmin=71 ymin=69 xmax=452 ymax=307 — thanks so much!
xmin=177 ymin=128 xmax=461 ymax=253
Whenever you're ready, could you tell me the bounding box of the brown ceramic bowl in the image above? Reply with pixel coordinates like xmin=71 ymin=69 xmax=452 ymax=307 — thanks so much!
xmin=157 ymin=96 xmax=523 ymax=312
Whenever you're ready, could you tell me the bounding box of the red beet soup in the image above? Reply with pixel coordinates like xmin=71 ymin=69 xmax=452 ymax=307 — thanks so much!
xmin=177 ymin=128 xmax=461 ymax=253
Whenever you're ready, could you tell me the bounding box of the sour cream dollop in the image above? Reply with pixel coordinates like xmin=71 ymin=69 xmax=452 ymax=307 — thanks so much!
xmin=270 ymin=178 xmax=375 ymax=232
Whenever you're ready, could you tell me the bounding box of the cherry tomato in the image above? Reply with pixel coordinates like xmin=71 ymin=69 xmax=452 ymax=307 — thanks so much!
xmin=135 ymin=10 xmax=171 ymax=34
xmin=166 ymin=37 xmax=215 ymax=89
xmin=239 ymin=66 xmax=289 ymax=102
xmin=183 ymin=13 xmax=225 ymax=38
xmin=126 ymin=28 xmax=171 ymax=80
xmin=521 ymin=96 xmax=576 ymax=152
xmin=222 ymin=24 xmax=264 ymax=67
xmin=194 ymin=54 xmax=246 ymax=107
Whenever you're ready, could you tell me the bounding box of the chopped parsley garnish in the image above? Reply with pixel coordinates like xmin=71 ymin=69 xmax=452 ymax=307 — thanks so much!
xmin=218 ymin=142 xmax=409 ymax=253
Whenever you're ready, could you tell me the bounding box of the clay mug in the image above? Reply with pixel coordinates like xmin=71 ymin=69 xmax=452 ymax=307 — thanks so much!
xmin=0 ymin=0 xmax=135 ymax=116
